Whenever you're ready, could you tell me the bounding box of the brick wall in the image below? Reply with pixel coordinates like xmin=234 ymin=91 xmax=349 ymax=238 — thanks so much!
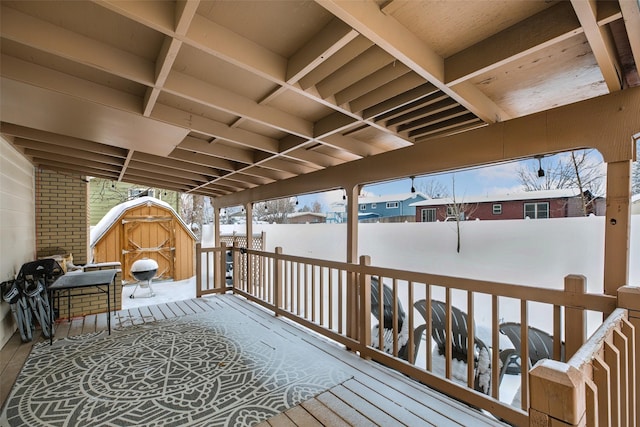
xmin=36 ymin=169 xmax=89 ymax=264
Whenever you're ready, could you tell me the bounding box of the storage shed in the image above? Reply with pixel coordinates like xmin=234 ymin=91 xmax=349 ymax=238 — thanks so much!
xmin=90 ymin=197 xmax=196 ymax=282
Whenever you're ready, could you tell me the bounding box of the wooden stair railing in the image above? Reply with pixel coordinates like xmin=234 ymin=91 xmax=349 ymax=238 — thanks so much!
xmin=529 ymin=286 xmax=639 ymax=427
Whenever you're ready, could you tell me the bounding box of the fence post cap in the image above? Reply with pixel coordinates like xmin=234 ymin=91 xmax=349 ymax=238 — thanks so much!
xmin=529 ymin=360 xmax=585 ymax=425
xmin=617 ymin=285 xmax=640 ymax=310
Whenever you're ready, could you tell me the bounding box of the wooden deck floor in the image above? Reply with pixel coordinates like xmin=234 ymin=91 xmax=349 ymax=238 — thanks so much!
xmin=0 ymin=295 xmax=508 ymax=427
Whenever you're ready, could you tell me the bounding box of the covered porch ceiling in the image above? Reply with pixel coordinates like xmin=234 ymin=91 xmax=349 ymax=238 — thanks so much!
xmin=1 ymin=0 xmax=639 ymax=202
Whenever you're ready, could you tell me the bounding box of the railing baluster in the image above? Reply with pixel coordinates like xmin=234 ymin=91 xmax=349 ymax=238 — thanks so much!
xmin=320 ymin=267 xmax=325 ymax=326
xmin=328 ymin=268 xmax=333 ymax=330
xmin=338 ymin=270 xmax=343 ymax=334
xmin=467 ymin=292 xmax=474 ymax=389
xmin=426 ymin=286 xmax=432 ymax=372
xmin=520 ymin=299 xmax=529 ymax=410
xmin=408 ymin=281 xmax=414 ymax=364
xmin=445 ymin=288 xmax=452 ymax=380
xmin=491 ymin=294 xmax=499 ymax=399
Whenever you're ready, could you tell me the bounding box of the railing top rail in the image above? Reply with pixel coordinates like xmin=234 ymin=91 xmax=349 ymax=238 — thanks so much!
xmin=566 ymin=307 xmax=627 ymax=369
xmin=223 ymin=246 xmax=616 ymax=313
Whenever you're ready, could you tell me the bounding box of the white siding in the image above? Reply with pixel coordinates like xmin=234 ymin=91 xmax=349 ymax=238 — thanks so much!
xmin=0 ymin=137 xmax=35 ymax=348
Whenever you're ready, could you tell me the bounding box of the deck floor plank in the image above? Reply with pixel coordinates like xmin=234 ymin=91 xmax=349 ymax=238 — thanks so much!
xmin=147 ymin=303 xmax=167 ymax=321
xmin=157 ymin=302 xmax=179 ymax=319
xmin=95 ymin=312 xmax=109 ymax=332
xmin=67 ymin=317 xmax=85 ymax=337
xmin=315 ymin=391 xmax=376 ymax=427
xmin=81 ymin=314 xmax=96 ymax=335
xmin=280 ymin=405 xmax=323 ymax=426
xmin=257 ymin=412 xmax=297 ymax=427
xmin=300 ymin=397 xmax=352 ymax=427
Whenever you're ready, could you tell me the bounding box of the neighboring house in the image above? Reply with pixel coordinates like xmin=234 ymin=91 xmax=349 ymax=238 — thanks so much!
xmin=287 ymin=212 xmax=326 ymax=224
xmin=632 ymin=194 xmax=640 ymax=215
xmin=358 ymin=192 xmax=427 ymax=223
xmin=412 ymin=189 xmax=605 ymax=222
xmin=89 ymin=179 xmax=180 ymax=226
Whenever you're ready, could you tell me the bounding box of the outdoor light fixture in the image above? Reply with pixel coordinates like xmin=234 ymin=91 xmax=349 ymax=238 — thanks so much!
xmin=342 ymin=189 xmax=347 ymax=200
xmin=264 ymin=203 xmax=268 ymax=211
xmin=410 ymin=176 xmax=416 ymax=193
xmin=536 ymin=155 xmax=545 ymax=178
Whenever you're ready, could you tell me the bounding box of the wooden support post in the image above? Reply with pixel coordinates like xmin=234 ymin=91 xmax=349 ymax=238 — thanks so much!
xmin=245 ymin=202 xmax=253 ymax=251
xmin=529 ymin=360 xmax=586 ymax=426
xmin=346 ymin=184 xmax=361 ymax=343
xmin=565 ymin=275 xmax=587 ymax=360
xmin=195 ymin=242 xmax=202 ymax=298
xmin=359 ymin=255 xmax=371 ymax=359
xmin=274 ymin=247 xmax=283 ymax=314
xmin=232 ymin=241 xmax=240 ymax=292
xmin=603 ymin=160 xmax=631 ymax=296
xmin=213 ymin=207 xmax=221 ymax=248
xmin=618 ymin=285 xmax=640 ymax=419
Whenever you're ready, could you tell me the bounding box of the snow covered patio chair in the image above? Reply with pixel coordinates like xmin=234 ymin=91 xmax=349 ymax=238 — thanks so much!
xmin=413 ymin=299 xmax=501 ymax=396
xmin=498 ymin=322 xmax=565 ymax=376
xmin=370 ymin=277 xmax=423 ymax=363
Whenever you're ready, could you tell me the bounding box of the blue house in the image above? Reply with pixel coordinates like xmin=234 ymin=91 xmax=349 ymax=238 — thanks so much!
xmin=358 ymin=192 xmax=427 ymax=222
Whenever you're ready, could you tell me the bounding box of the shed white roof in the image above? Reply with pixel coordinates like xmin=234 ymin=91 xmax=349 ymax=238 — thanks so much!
xmin=90 ymin=196 xmax=194 ymax=247
xmin=288 ymin=211 xmax=327 ymax=218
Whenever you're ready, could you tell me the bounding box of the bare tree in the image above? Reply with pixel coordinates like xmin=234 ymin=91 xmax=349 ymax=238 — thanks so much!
xmin=259 ymin=198 xmax=296 ymax=224
xmin=417 ymin=178 xmax=449 ymax=198
xmin=181 ymin=194 xmax=205 ymax=240
xmin=517 ymin=149 xmax=605 ymax=216
xmin=445 ymin=177 xmax=477 ymax=253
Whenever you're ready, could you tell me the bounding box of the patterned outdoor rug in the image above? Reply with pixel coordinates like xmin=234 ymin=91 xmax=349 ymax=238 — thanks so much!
xmin=1 ymin=307 xmax=351 ymax=426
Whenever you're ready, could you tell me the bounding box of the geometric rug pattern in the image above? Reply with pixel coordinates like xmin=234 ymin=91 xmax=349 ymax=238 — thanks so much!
xmin=1 ymin=307 xmax=351 ymax=426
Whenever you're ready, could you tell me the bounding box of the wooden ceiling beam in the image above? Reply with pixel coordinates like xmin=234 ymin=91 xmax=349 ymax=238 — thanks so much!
xmin=571 ymin=0 xmax=622 ymax=92
xmin=350 ymin=72 xmax=429 ymax=114
xmin=239 ymin=166 xmax=295 ymax=181
xmin=91 ymin=0 xmax=175 ymax=34
xmin=1 ymin=123 xmax=128 ymax=158
xmin=0 ymin=55 xmax=143 ymax=114
xmin=14 ymin=138 xmax=125 ymax=167
xmin=164 ymin=71 xmax=313 ymax=138
xmin=1 ymin=6 xmax=155 ymax=86
xmin=445 ymin=2 xmax=584 ymax=86
xmin=378 ymin=92 xmax=450 ymax=125
xmin=176 ymin=136 xmax=255 ymax=164
xmin=120 ymin=175 xmax=192 ymax=193
xmin=397 ymin=105 xmax=469 ymax=135
xmin=335 ymin=62 xmax=411 ymax=105
xmin=315 ymin=47 xmax=394 ymax=98
xmin=168 ymin=149 xmax=238 ymax=171
xmin=317 ymin=0 xmax=509 ymax=123
xmin=123 ymin=170 xmax=201 ymax=188
xmin=286 ymin=18 xmax=359 ymax=83
xmin=31 ymin=157 xmax=120 ymax=175
xmin=620 ymin=0 xmax=640 ymax=76
xmin=132 ymin=152 xmax=220 ymax=176
xmin=39 ymin=164 xmax=119 ymax=181
xmin=363 ymin=82 xmax=438 ymax=120
xmin=143 ymin=0 xmax=200 ymax=115
xmin=298 ymin=36 xmax=374 ymax=90
xmin=151 ymin=104 xmax=280 ymax=153
xmin=25 ymin=151 xmax=121 ymax=172
xmin=127 ymin=160 xmax=213 ymax=182
xmin=389 ymin=99 xmax=461 ymax=129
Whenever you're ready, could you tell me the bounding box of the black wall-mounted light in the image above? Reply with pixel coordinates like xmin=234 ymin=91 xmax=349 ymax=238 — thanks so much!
xmin=536 ymin=156 xmax=545 ymax=178
xmin=342 ymin=189 xmax=347 ymax=200
xmin=410 ymin=176 xmax=416 ymax=193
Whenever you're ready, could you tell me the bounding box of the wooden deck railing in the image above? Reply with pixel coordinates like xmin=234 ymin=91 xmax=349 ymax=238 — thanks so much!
xmin=530 ymin=287 xmax=638 ymax=427
xmin=196 ymin=245 xmax=637 ymax=426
